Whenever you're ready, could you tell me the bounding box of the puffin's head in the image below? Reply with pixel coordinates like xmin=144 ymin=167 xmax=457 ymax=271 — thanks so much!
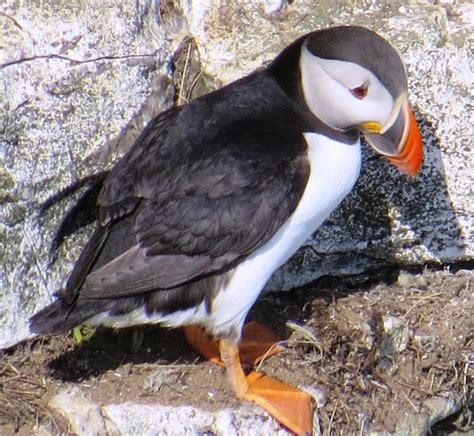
xmin=300 ymin=26 xmax=423 ymax=176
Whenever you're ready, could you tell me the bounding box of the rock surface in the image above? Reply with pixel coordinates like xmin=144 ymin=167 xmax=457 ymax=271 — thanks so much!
xmin=1 ymin=0 xmax=473 ymax=352
xmin=46 ymin=386 xmax=291 ymax=435
xmin=0 ymin=0 xmax=175 ymax=348
xmin=44 ymin=387 xmax=463 ymax=436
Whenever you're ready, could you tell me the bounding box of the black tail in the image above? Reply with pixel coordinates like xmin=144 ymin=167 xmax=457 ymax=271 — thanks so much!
xmin=47 ymin=172 xmax=108 ymax=257
xmin=29 ymin=299 xmax=103 ymax=336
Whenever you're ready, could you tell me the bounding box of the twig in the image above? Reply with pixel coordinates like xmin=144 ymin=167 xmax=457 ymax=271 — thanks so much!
xmin=187 ymin=70 xmax=203 ymax=101
xmin=255 ymin=341 xmax=286 ymax=372
xmin=1 ymin=52 xmax=157 ymax=69
xmin=404 ymin=292 xmax=444 ymax=316
xmin=4 ymin=389 xmax=42 ymax=396
xmin=0 ymin=375 xmax=21 ymax=385
xmin=402 ymin=392 xmax=420 ymax=413
xmin=368 ymin=377 xmax=389 ymax=392
xmin=396 ymin=379 xmax=433 ymax=395
xmin=0 ymin=363 xmax=20 ymax=376
xmin=327 ymin=401 xmax=337 ymax=436
xmin=0 ymin=11 xmax=24 ymax=31
xmin=286 ymin=321 xmax=324 ymax=359
xmin=177 ymin=41 xmax=192 ymax=106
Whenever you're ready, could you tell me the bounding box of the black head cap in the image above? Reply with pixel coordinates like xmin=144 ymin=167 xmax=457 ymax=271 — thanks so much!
xmin=305 ymin=26 xmax=407 ymax=98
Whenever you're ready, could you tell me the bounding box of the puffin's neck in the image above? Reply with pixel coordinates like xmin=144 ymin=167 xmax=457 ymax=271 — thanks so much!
xmin=268 ymin=37 xmax=358 ymax=145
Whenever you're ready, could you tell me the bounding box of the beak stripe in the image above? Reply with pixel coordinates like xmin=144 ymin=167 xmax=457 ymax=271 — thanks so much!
xmin=387 ymin=108 xmax=423 ymax=177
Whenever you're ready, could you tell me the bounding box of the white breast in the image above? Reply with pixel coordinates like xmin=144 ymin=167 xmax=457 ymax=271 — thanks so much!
xmin=88 ymin=134 xmax=362 ymax=337
xmin=204 ymin=133 xmax=362 ymax=337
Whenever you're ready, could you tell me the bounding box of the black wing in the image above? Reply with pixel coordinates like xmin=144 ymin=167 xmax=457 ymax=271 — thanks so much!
xmin=69 ymin=72 xmax=310 ymax=300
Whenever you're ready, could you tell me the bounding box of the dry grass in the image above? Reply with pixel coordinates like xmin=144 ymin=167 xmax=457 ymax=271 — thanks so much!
xmin=257 ymin=269 xmax=473 ymax=434
xmin=0 ymin=336 xmax=73 ymax=434
xmin=0 ymin=270 xmax=472 ymax=434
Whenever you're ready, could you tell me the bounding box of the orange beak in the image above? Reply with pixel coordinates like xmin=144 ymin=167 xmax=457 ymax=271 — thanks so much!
xmin=385 ymin=107 xmax=423 ymax=176
xmin=363 ymin=100 xmax=423 ymax=177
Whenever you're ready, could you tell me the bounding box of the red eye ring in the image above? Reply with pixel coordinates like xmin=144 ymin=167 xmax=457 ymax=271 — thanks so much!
xmin=350 ymin=84 xmax=368 ymax=99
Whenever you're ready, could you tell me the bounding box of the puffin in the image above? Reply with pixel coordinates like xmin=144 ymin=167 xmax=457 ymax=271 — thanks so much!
xmin=30 ymin=26 xmax=423 ymax=435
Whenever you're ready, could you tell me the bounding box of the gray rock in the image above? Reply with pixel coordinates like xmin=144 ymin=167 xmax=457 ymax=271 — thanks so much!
xmin=103 ymin=403 xmax=291 ymax=435
xmin=382 ymin=316 xmax=410 ymax=354
xmin=0 ymin=0 xmax=174 ymax=348
xmin=394 ymin=396 xmax=462 ymax=435
xmin=47 ymin=385 xmax=465 ymax=436
xmin=49 ymin=386 xmax=108 ymax=436
xmin=48 ymin=386 xmax=289 ymax=436
xmin=1 ymin=0 xmax=473 ymax=351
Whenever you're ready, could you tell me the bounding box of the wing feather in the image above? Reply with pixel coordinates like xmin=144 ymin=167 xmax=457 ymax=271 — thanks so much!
xmin=69 ymin=72 xmax=310 ymax=300
xmin=80 ymin=246 xmax=223 ymax=298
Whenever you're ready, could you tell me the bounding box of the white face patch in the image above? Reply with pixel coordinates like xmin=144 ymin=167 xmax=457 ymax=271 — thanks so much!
xmin=300 ymin=43 xmax=394 ymax=131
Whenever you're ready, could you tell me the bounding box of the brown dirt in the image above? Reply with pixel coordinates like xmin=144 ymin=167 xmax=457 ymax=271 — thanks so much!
xmin=0 ymin=268 xmax=472 ymax=435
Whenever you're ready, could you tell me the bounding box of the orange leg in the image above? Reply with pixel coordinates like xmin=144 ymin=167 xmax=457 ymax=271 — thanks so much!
xmin=185 ymin=321 xmax=283 ymax=366
xmin=185 ymin=323 xmax=313 ymax=435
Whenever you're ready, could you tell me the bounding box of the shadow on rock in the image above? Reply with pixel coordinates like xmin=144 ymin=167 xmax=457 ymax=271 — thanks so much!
xmin=316 ymin=107 xmax=466 ymax=275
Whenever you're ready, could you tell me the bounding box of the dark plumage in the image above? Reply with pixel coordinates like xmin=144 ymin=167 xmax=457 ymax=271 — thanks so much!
xmin=31 ymin=68 xmax=318 ymax=336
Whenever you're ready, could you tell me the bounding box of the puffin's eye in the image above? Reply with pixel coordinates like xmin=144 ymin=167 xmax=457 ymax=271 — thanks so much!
xmin=350 ymin=83 xmax=368 ymax=99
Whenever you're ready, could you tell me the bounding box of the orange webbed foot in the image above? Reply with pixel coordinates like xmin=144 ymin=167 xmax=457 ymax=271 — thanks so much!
xmin=245 ymin=371 xmax=313 ymax=436
xmin=184 ymin=323 xmax=313 ymax=435
xmin=184 ymin=321 xmax=283 ymax=365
